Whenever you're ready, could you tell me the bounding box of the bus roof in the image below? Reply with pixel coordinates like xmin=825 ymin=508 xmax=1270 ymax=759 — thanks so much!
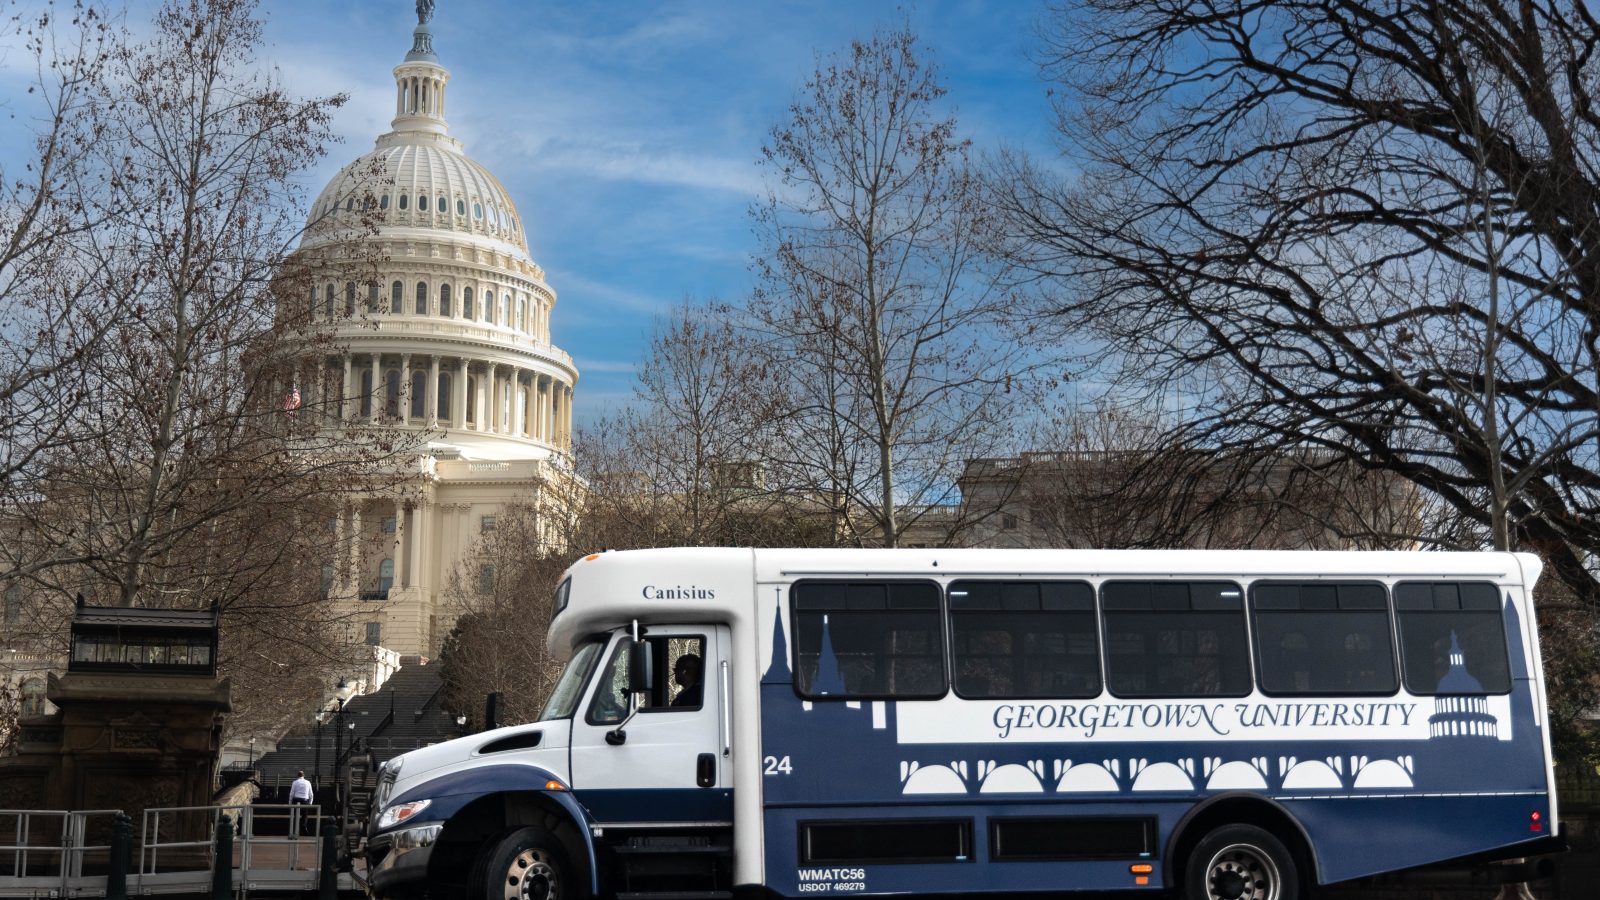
xmin=548 ymin=547 xmax=1540 ymax=657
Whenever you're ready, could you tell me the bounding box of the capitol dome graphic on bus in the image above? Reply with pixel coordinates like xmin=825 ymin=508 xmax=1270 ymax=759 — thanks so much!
xmin=1429 ymin=631 xmax=1498 ymax=739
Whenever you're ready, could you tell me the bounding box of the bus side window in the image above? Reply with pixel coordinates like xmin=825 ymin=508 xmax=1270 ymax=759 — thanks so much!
xmin=948 ymin=580 xmax=1100 ymax=699
xmin=1101 ymin=581 xmax=1251 ymax=698
xmin=791 ymin=580 xmax=946 ymax=699
xmin=1250 ymin=581 xmax=1397 ymax=695
xmin=1394 ymin=582 xmax=1511 ymax=695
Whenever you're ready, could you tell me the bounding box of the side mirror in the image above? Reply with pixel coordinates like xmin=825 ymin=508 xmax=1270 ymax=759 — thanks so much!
xmin=627 ymin=639 xmax=654 ymax=694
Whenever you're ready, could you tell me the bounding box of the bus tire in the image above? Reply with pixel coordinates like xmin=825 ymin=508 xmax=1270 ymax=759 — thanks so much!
xmin=1183 ymin=823 xmax=1299 ymax=900
xmin=474 ymin=827 xmax=572 ymax=900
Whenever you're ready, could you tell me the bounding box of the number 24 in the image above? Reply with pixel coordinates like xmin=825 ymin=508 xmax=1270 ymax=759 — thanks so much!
xmin=763 ymin=755 xmax=793 ymax=775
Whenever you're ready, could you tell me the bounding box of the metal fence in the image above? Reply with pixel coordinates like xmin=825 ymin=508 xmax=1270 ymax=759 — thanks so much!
xmin=0 ymin=805 xmax=357 ymax=898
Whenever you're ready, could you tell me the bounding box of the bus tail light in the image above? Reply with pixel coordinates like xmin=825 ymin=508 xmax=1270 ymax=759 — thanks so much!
xmin=1530 ymin=811 xmax=1543 ymax=833
xmin=1131 ymin=864 xmax=1152 ymax=885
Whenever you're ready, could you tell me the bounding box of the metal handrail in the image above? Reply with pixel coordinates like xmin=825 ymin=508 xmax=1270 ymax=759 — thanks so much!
xmin=0 ymin=809 xmax=122 ymax=895
xmin=2 ymin=804 xmax=348 ymax=897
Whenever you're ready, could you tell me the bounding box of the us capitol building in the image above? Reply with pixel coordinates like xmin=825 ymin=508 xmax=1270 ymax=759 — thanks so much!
xmin=288 ymin=6 xmax=578 ymax=657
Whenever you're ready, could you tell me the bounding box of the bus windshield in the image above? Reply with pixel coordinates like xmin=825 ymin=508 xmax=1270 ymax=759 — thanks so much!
xmin=539 ymin=638 xmax=604 ymax=721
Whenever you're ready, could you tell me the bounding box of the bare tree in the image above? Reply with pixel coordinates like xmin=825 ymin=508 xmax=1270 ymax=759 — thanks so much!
xmin=0 ymin=3 xmax=124 ymax=509
xmin=754 ymin=25 xmax=1029 ymax=547
xmin=606 ymin=300 xmax=783 ymax=545
xmin=996 ymin=1 xmax=1600 ymax=594
xmin=437 ymin=501 xmax=572 ymax=729
xmin=0 ymin=0 xmax=418 ymax=742
xmin=992 ymin=0 xmax=1600 ymax=756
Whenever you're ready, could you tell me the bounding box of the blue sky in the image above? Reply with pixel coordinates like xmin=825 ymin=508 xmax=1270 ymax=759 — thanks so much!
xmin=5 ymin=1 xmax=1062 ymax=424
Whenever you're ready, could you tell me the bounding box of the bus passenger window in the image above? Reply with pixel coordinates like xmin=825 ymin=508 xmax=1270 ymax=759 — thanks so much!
xmin=1250 ymin=581 xmax=1397 ymax=695
xmin=1394 ymin=582 xmax=1511 ymax=695
xmin=791 ymin=580 xmax=945 ymax=699
xmin=949 ymin=580 xmax=1100 ymax=699
xmin=1101 ymin=581 xmax=1251 ymax=698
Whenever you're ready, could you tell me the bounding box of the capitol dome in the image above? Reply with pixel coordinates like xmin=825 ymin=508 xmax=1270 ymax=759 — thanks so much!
xmin=289 ymin=9 xmax=577 ymax=463
xmin=281 ymin=7 xmax=582 ymax=657
xmin=306 ymin=141 xmax=530 ymax=259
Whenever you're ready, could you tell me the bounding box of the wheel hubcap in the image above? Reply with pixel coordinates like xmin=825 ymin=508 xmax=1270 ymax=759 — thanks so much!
xmin=1204 ymin=843 xmax=1279 ymax=900
xmin=503 ymin=847 xmax=559 ymax=900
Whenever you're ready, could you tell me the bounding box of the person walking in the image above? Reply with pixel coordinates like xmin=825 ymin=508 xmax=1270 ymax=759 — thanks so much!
xmin=289 ymin=770 xmax=314 ymax=837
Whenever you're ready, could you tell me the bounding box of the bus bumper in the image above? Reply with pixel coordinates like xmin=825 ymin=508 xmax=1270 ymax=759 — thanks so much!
xmin=367 ymin=822 xmax=443 ymax=899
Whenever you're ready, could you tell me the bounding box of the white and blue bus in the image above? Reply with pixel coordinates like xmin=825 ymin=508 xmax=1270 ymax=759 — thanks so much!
xmin=364 ymin=548 xmax=1558 ymax=900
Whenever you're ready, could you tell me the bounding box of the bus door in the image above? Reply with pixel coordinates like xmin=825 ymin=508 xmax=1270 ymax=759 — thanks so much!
xmin=570 ymin=625 xmax=733 ymax=824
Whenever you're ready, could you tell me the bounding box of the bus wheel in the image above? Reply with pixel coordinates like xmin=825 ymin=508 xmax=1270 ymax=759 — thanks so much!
xmin=479 ymin=827 xmax=571 ymax=900
xmin=1184 ymin=824 xmax=1298 ymax=900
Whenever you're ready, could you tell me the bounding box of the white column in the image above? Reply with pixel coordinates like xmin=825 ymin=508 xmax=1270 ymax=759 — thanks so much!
xmin=428 ymin=355 xmax=440 ymax=427
xmin=511 ymin=368 xmax=525 ymax=438
xmin=415 ymin=500 xmax=432 ymax=599
xmin=537 ymin=377 xmax=550 ymax=442
xmin=454 ymin=358 xmax=469 ymax=430
xmin=395 ymin=498 xmax=408 ymax=590
xmin=350 ymin=502 xmax=364 ymax=596
xmin=524 ymin=373 xmax=537 ymax=435
xmin=369 ymin=353 xmax=381 ymax=420
xmin=564 ymin=385 xmax=574 ymax=449
xmin=553 ymin=385 xmax=564 ymax=449
xmin=484 ymin=363 xmax=498 ymax=433
xmin=334 ymin=502 xmax=351 ymax=597
xmin=341 ymin=356 xmax=353 ymax=421
xmin=400 ymin=353 xmax=413 ymax=426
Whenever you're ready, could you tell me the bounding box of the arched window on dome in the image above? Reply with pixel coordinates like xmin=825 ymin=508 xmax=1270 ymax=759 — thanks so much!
xmin=463 ymin=287 xmax=475 ymax=320
xmin=473 ymin=202 xmax=482 ymax=219
xmin=380 ymin=194 xmax=390 ymax=210
xmin=324 ymin=284 xmax=335 ymax=319
xmin=345 ymin=282 xmax=357 ymax=317
xmin=360 ymin=371 xmax=373 ymax=417
xmin=391 ymin=281 xmax=403 ymax=311
xmin=345 ymin=197 xmax=354 ymax=212
xmin=368 ymin=283 xmax=381 ymax=313
xmin=517 ymin=298 xmax=526 ymax=331
xmin=485 ymin=291 xmax=496 ymax=324
xmin=415 ymin=281 xmax=428 ymax=315
xmin=439 ymin=284 xmax=452 ymax=317
xmin=384 ymin=369 xmax=400 ymax=417
xmin=398 ymin=194 xmax=409 ymax=211
xmin=418 ymin=195 xmax=428 ymax=212
xmin=465 ymin=376 xmax=476 ymax=424
xmin=437 ymin=372 xmax=452 ymax=420
xmin=456 ymin=199 xmax=465 ymax=216
xmin=410 ymin=370 xmax=427 ymax=420
xmin=437 ymin=195 xmax=446 ymax=214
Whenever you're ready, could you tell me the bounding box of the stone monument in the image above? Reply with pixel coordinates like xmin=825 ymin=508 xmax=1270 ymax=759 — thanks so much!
xmin=0 ymin=601 xmax=231 ymax=831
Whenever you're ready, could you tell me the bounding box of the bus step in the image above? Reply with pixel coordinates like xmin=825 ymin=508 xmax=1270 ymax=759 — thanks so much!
xmin=612 ymin=844 xmax=731 ymax=855
xmin=615 ymin=893 xmax=732 ymax=900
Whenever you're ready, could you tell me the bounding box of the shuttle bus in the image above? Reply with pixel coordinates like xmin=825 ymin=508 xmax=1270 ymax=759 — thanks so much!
xmin=364 ymin=548 xmax=1558 ymax=900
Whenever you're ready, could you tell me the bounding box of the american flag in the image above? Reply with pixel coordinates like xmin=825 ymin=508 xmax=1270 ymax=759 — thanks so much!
xmin=283 ymin=386 xmax=301 ymax=411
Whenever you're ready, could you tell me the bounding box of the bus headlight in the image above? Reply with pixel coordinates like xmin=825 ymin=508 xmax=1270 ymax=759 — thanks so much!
xmin=376 ymin=799 xmax=431 ymax=831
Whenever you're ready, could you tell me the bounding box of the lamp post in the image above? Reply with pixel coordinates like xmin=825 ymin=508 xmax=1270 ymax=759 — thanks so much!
xmin=247 ymin=736 xmax=256 ymax=769
xmin=330 ymin=676 xmax=354 ymax=858
xmin=312 ymin=710 xmax=324 ymax=788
